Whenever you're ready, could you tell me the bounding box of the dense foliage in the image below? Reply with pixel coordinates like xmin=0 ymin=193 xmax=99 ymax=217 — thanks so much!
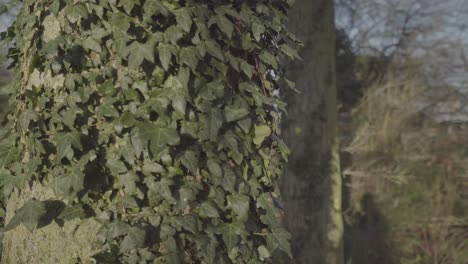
xmin=0 ymin=0 xmax=298 ymax=262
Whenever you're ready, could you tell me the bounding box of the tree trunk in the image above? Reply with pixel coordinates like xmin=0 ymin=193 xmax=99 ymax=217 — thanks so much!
xmin=281 ymin=1 xmax=344 ymax=263
xmin=2 ymin=0 xmax=294 ymax=263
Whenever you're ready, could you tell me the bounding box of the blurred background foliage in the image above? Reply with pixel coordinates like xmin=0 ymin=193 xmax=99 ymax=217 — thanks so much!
xmin=335 ymin=1 xmax=468 ymax=264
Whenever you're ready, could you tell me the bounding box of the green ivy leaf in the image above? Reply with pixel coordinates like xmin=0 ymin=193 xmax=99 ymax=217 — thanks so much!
xmin=55 ymin=132 xmax=82 ymax=161
xmin=120 ymin=226 xmax=146 ymax=253
xmin=83 ymin=37 xmax=102 ymax=53
xmin=158 ymin=43 xmax=174 ymax=71
xmin=180 ymin=150 xmax=199 ymax=173
xmin=66 ymin=4 xmax=88 ymax=24
xmin=0 ymin=168 xmax=22 ymax=198
xmin=57 ymin=205 xmax=86 ymax=221
xmin=160 ymin=236 xmax=180 ymax=264
xmin=97 ymin=80 xmax=116 ymax=97
xmin=91 ymin=27 xmax=111 ymax=41
xmin=199 ymin=201 xmax=219 ymax=218
xmin=253 ymin=125 xmax=271 ymax=146
xmin=0 ymin=136 xmax=20 ymax=167
xmin=162 ymin=75 xmax=188 ymax=115
xmin=224 ymin=105 xmax=249 ymax=123
xmin=221 ymin=168 xmax=237 ymax=193
xmin=5 ymin=199 xmax=47 ymax=232
xmin=165 ymin=25 xmax=184 ymax=45
xmin=18 ymin=110 xmax=38 ymax=132
xmin=225 ymin=53 xmax=239 ymax=71
xmin=198 ymin=81 xmax=224 ymax=101
xmin=142 ymin=161 xmax=165 ymax=174
xmin=138 ymin=124 xmax=180 ymax=156
xmin=97 ymin=101 xmax=119 ymax=118
xmin=259 ymin=51 xmax=278 ymax=69
xmin=118 ymin=0 xmax=139 ymax=14
xmin=197 ymin=234 xmax=218 ymax=262
xmin=106 ymin=159 xmax=128 ymax=174
xmin=257 ymin=245 xmax=271 ymax=261
xmin=49 ymin=0 xmax=61 ymax=15
xmin=107 ymin=221 xmax=131 ymax=240
xmin=178 ymin=185 xmax=197 ymax=211
xmin=279 ymin=44 xmax=301 ymax=60
xmin=239 ymin=60 xmax=254 ymax=79
xmin=124 ymin=41 xmax=155 ymax=70
xmin=176 ymin=215 xmax=199 ymax=233
xmin=51 ymin=170 xmax=85 ymax=196
xmin=179 ymin=47 xmax=198 ymax=71
xmin=142 ymin=0 xmax=168 ymax=21
xmin=205 ymin=108 xmax=223 ymax=141
xmin=119 ymin=112 xmax=137 ymax=127
xmin=61 ymin=106 xmax=82 ymax=128
xmin=265 ymin=227 xmax=292 ymax=258
xmin=207 ymin=159 xmax=223 ymax=181
xmin=219 ymin=222 xmax=243 ymax=260
xmin=171 ymin=96 xmax=186 ymax=116
xmin=228 ymin=195 xmax=250 ymax=222
xmin=117 ymin=172 xmax=139 ymax=194
xmin=174 ymin=8 xmax=192 ymax=33
xmin=149 ymin=178 xmax=175 ymax=202
xmin=256 ymin=193 xmax=282 ymax=227
xmin=64 ymin=73 xmax=82 ymax=90
xmin=205 ymin=40 xmax=224 ymax=61
xmin=209 ymin=14 xmax=234 ymax=39
xmin=43 ymin=36 xmax=65 ymax=57
xmin=284 ymin=78 xmax=296 ymax=90
xmin=252 ymin=21 xmax=265 ymax=42
xmin=110 ymin=12 xmax=132 ymax=33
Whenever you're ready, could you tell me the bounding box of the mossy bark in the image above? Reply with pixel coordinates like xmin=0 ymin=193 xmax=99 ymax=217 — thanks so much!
xmin=281 ymin=0 xmax=344 ymax=263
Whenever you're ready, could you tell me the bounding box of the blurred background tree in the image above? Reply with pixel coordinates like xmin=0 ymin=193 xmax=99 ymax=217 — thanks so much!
xmin=334 ymin=1 xmax=468 ymax=264
xmin=282 ymin=0 xmax=343 ymax=263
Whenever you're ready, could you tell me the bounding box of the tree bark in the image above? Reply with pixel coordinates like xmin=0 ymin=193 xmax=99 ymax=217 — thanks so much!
xmin=281 ymin=1 xmax=344 ymax=263
xmin=1 ymin=183 xmax=102 ymax=264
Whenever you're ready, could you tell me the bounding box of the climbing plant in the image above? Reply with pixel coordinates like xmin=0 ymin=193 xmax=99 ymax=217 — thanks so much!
xmin=0 ymin=0 xmax=299 ymax=262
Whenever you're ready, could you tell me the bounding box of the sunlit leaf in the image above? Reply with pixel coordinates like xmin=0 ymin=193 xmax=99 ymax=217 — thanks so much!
xmin=253 ymin=125 xmax=271 ymax=146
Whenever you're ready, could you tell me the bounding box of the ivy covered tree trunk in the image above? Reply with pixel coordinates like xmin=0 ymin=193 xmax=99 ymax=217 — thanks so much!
xmin=281 ymin=0 xmax=344 ymax=263
xmin=0 ymin=0 xmax=298 ymax=263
